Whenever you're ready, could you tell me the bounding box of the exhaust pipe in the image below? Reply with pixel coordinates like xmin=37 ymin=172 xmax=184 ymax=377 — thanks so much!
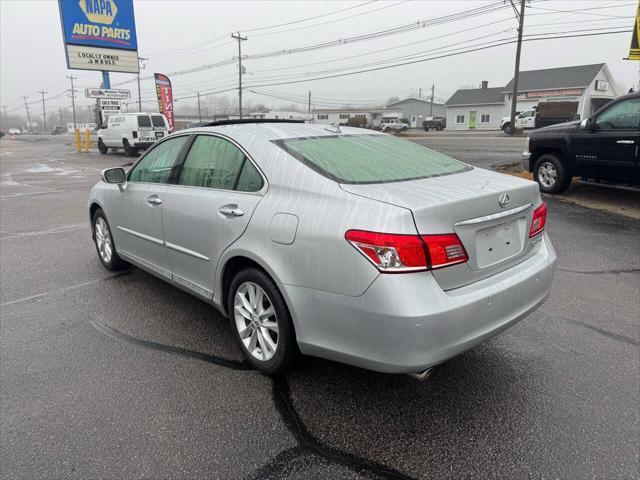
xmin=407 ymin=367 xmax=433 ymax=382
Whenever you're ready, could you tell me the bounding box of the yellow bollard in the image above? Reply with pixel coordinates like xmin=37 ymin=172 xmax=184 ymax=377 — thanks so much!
xmin=75 ymin=128 xmax=81 ymax=152
xmin=84 ymin=129 xmax=90 ymax=152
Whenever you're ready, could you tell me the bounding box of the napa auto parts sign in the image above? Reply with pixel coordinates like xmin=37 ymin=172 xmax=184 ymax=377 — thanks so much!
xmin=58 ymin=0 xmax=139 ymax=73
xmin=155 ymin=73 xmax=175 ymax=131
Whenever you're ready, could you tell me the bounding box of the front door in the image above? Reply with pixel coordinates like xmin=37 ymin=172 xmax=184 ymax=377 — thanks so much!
xmin=572 ymin=97 xmax=640 ymax=183
xmin=469 ymin=111 xmax=477 ymax=129
xmin=111 ymin=134 xmax=190 ymax=278
xmin=410 ymin=115 xmax=417 ymax=128
xmin=161 ymin=134 xmax=264 ymax=299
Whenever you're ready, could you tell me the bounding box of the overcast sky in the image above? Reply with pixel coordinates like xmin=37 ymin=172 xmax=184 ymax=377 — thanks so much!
xmin=1 ymin=0 xmax=637 ymax=116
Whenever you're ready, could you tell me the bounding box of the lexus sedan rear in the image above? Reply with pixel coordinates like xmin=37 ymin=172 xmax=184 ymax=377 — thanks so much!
xmin=89 ymin=122 xmax=556 ymax=376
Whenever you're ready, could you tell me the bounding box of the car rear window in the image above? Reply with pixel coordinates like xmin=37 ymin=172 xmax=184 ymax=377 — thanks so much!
xmin=137 ymin=115 xmax=152 ymax=127
xmin=151 ymin=115 xmax=166 ymax=127
xmin=274 ymin=134 xmax=470 ymax=184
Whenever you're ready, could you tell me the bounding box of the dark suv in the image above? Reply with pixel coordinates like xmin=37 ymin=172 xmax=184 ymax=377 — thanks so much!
xmin=522 ymin=92 xmax=639 ymax=194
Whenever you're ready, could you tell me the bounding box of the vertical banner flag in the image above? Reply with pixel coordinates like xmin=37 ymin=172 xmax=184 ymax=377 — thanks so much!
xmin=628 ymin=1 xmax=640 ymax=60
xmin=154 ymin=73 xmax=174 ymax=130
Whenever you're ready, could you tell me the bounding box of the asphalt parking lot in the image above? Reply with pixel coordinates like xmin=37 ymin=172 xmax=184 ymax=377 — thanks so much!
xmin=1 ymin=133 xmax=638 ymax=479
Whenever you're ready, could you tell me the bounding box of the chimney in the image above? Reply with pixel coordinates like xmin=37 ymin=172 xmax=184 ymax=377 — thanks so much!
xmin=481 ymin=81 xmax=488 ymax=89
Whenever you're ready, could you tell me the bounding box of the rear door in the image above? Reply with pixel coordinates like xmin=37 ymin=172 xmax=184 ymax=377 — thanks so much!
xmin=111 ymin=134 xmax=190 ymax=278
xmin=136 ymin=114 xmax=155 ymax=144
xmin=151 ymin=114 xmax=168 ymax=141
xmin=161 ymin=134 xmax=264 ymax=299
xmin=572 ymin=97 xmax=640 ymax=182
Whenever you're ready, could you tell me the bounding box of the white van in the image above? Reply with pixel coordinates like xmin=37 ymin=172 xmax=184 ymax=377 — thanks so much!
xmin=98 ymin=113 xmax=170 ymax=156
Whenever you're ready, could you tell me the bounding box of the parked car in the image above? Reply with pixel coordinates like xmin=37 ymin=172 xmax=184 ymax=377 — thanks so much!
xmin=51 ymin=126 xmax=67 ymax=135
xmin=423 ymin=117 xmax=446 ymax=131
xmin=522 ymin=92 xmax=639 ymax=193
xmin=97 ymin=113 xmax=169 ymax=156
xmin=380 ymin=118 xmax=408 ymax=132
xmin=8 ymin=128 xmax=21 ymax=135
xmin=89 ymin=120 xmax=556 ymax=377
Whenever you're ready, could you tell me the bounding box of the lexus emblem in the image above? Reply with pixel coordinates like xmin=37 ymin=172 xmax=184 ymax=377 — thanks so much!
xmin=498 ymin=193 xmax=510 ymax=208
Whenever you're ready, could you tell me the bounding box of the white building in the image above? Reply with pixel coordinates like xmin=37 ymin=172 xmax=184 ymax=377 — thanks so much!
xmin=311 ymin=107 xmax=402 ymax=127
xmin=445 ymin=63 xmax=620 ymax=130
xmin=445 ymin=83 xmax=505 ymax=130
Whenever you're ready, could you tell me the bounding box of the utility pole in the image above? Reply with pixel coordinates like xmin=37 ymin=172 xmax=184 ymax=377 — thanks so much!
xmin=67 ymin=75 xmax=77 ymax=129
xmin=308 ymin=90 xmax=311 ymax=114
xmin=418 ymin=87 xmax=422 ymax=99
xmin=59 ymin=107 xmax=64 ymax=125
xmin=1 ymin=105 xmax=7 ymax=120
xmin=22 ymin=95 xmax=33 ymax=133
xmin=429 ymin=84 xmax=435 ymax=116
xmin=137 ymin=57 xmax=148 ymax=112
xmin=508 ymin=0 xmax=526 ymax=135
xmin=197 ymin=92 xmax=202 ymax=123
xmin=38 ymin=90 xmax=47 ymax=132
xmin=231 ymin=32 xmax=247 ymax=118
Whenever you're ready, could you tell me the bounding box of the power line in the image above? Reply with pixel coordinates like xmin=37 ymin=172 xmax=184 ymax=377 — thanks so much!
xmin=114 ymin=1 xmax=513 ymax=86
xmin=145 ymin=0 xmax=377 ymax=59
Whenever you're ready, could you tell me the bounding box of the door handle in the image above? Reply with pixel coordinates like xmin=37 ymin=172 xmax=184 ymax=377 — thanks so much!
xmin=146 ymin=195 xmax=162 ymax=206
xmin=218 ymin=205 xmax=244 ymax=217
xmin=616 ymin=140 xmax=635 ymax=145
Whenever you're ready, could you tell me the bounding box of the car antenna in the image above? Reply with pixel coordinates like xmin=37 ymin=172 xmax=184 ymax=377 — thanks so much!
xmin=324 ymin=122 xmax=341 ymax=134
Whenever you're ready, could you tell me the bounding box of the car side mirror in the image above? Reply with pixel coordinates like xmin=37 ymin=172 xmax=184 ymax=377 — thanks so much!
xmin=102 ymin=167 xmax=126 ymax=185
xmin=580 ymin=118 xmax=592 ymax=130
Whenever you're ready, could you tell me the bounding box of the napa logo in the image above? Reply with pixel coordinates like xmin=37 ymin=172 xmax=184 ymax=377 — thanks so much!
xmin=79 ymin=0 xmax=118 ymax=25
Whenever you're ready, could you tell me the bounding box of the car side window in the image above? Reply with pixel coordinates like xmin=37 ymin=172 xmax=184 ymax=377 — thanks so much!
xmin=235 ymin=160 xmax=263 ymax=192
xmin=128 ymin=136 xmax=188 ymax=184
xmin=595 ymin=98 xmax=640 ymax=130
xmin=178 ymin=135 xmax=247 ymax=190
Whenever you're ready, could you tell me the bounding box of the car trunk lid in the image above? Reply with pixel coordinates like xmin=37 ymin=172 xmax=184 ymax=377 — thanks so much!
xmin=340 ymin=167 xmax=541 ymax=289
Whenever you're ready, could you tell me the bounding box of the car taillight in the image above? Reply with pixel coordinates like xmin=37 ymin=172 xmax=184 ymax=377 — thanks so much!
xmin=345 ymin=230 xmax=467 ymax=273
xmin=529 ymin=202 xmax=547 ymax=237
xmin=422 ymin=234 xmax=469 ymax=269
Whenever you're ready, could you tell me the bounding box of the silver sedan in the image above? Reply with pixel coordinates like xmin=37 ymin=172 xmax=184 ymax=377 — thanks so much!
xmin=89 ymin=121 xmax=556 ymax=377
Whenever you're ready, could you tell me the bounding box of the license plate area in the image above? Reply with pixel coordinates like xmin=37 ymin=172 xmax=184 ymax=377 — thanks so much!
xmin=475 ymin=220 xmax=523 ymax=269
xmin=155 ymin=131 xmax=164 ymax=138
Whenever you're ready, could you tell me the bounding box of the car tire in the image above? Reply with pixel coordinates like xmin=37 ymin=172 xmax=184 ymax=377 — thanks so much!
xmin=228 ymin=267 xmax=297 ymax=375
xmin=533 ymin=154 xmax=571 ymax=194
xmin=436 ymin=125 xmax=443 ymax=131
xmin=123 ymin=139 xmax=137 ymax=156
xmin=502 ymin=123 xmax=512 ymax=135
xmin=98 ymin=139 xmax=109 ymax=154
xmin=92 ymin=209 xmax=129 ymax=271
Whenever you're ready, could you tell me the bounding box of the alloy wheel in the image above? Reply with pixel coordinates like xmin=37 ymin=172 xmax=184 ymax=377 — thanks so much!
xmin=234 ymin=282 xmax=279 ymax=361
xmin=94 ymin=217 xmax=113 ymax=263
xmin=538 ymin=161 xmax=557 ymax=188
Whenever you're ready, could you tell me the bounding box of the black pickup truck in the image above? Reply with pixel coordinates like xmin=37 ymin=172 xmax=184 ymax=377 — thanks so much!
xmin=423 ymin=117 xmax=446 ymax=131
xmin=522 ymin=92 xmax=640 ymax=193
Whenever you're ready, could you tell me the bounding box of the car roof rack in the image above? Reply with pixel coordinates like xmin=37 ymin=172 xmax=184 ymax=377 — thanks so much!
xmin=202 ymin=119 xmax=305 ymax=127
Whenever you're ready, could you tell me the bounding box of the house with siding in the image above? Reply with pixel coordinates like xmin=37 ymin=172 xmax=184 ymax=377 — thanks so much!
xmin=445 ymin=82 xmax=505 ymax=130
xmin=445 ymin=64 xmax=620 ymax=131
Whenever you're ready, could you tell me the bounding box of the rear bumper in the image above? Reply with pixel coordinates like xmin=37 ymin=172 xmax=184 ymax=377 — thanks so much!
xmin=522 ymin=150 xmax=532 ymax=171
xmin=283 ymin=233 xmax=556 ymax=374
